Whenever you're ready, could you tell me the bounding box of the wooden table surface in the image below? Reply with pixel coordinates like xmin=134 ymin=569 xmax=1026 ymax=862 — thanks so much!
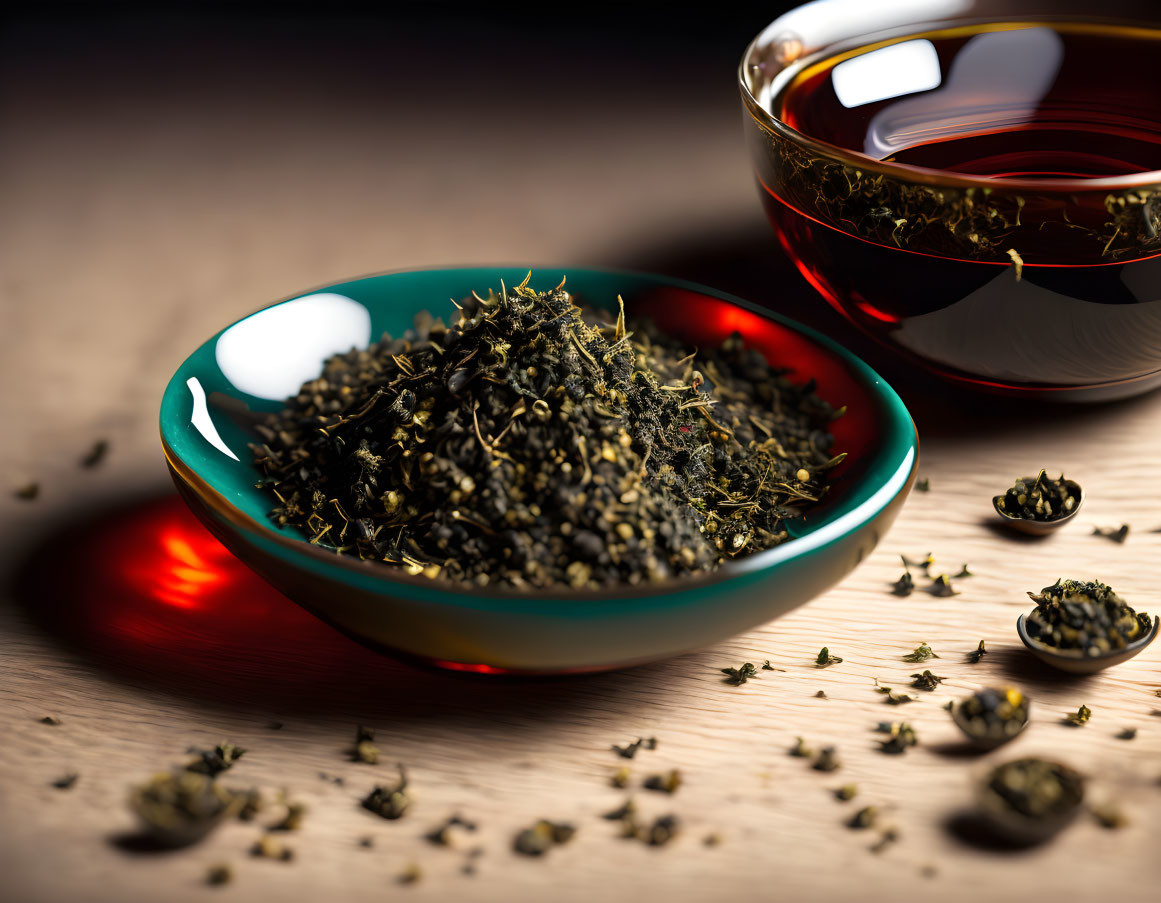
xmin=2 ymin=16 xmax=1159 ymax=903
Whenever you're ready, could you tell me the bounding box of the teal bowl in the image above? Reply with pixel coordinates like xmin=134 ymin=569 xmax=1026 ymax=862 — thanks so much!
xmin=160 ymin=267 xmax=917 ymax=674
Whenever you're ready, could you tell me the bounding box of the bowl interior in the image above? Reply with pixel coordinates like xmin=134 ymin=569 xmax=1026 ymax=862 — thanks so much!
xmin=161 ymin=266 xmax=915 ymax=599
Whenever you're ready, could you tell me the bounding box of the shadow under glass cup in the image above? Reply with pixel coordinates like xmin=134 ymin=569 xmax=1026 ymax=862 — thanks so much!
xmin=740 ymin=0 xmax=1161 ymax=400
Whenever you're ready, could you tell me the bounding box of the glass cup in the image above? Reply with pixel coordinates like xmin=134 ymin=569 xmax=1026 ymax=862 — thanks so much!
xmin=740 ymin=0 xmax=1161 ymax=400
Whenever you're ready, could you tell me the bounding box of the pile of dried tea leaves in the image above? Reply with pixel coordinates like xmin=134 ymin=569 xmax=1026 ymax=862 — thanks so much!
xmin=993 ymin=471 xmax=1080 ymax=522
xmin=1025 ymin=579 xmax=1153 ymax=656
xmin=251 ymin=277 xmax=843 ymax=589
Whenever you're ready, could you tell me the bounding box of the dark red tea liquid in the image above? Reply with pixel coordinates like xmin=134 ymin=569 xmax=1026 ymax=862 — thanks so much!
xmin=763 ymin=22 xmax=1161 ymax=393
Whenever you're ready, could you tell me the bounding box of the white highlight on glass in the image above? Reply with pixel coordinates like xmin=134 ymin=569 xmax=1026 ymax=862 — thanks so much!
xmin=215 ymin=292 xmax=372 ymax=400
xmin=186 ymin=376 xmax=239 ymax=461
xmin=832 ymin=39 xmax=941 ymax=109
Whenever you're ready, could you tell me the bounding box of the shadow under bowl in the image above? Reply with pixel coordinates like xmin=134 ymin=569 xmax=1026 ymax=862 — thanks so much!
xmin=1016 ymin=613 xmax=1160 ymax=674
xmin=160 ymin=266 xmax=917 ymax=673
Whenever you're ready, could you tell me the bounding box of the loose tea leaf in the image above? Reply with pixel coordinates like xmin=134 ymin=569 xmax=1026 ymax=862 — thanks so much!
xmin=869 ymin=827 xmax=899 ymax=854
xmin=643 ymin=770 xmax=682 ymax=794
xmin=206 ymin=864 xmax=232 ymax=886
xmin=954 ymin=564 xmax=973 ymax=578
xmin=877 ymin=722 xmax=917 ymax=754
xmin=251 ymin=279 xmax=843 ymax=589
xmin=835 ymin=784 xmax=858 ymax=801
xmin=875 ymin=685 xmax=915 ymax=705
xmin=789 ymin=737 xmax=813 ymax=758
xmin=51 ymin=773 xmax=78 ymax=790
xmin=815 ymin=647 xmax=842 ymax=668
xmin=251 ymin=834 xmax=294 ymax=862
xmin=903 ymin=643 xmax=939 ymax=663
xmin=813 ymin=747 xmax=842 ymax=772
xmin=611 ymin=767 xmax=630 ymax=788
xmin=994 ymin=471 xmax=1080 ymax=522
xmin=916 ymin=478 xmax=930 ymax=492
xmin=362 ymin=765 xmax=411 ymax=820
xmin=901 ymin=553 xmax=934 ymax=572
xmin=891 ymin=571 xmax=914 ymax=597
xmin=814 ymin=690 xmax=828 ymax=699
xmin=268 ymin=799 xmax=305 ymax=832
xmin=1092 ymin=524 xmax=1130 ymax=543
xmin=909 ymin=671 xmax=945 ymax=691
xmin=1026 ymin=579 xmax=1152 ymax=656
xmin=848 ymin=806 xmax=877 ymax=829
xmin=926 ymin=574 xmax=959 ymax=597
xmin=513 ymin=820 xmax=576 ymax=856
xmin=352 ymin=725 xmax=379 ymax=764
xmin=129 ymin=772 xmax=238 ymax=848
xmin=721 ymin=662 xmax=759 ymax=685
xmin=1090 ymin=803 xmax=1128 ymax=829
xmin=186 ymin=742 xmax=246 ymax=777
xmin=397 ymin=862 xmax=423 ymax=885
xmin=1117 ymin=727 xmax=1137 ymax=740
xmin=1063 ymin=704 xmax=1092 ymax=726
xmin=426 ymin=814 xmax=477 ymax=846
xmin=79 ymin=439 xmax=109 ymax=469
xmin=642 ymin=815 xmax=681 ymax=846
xmin=966 ymin=640 xmax=987 ymax=664
xmin=39 ymin=716 xmax=62 ymax=726
xmin=237 ymin=789 xmax=262 ymax=821
xmin=13 ymin=482 xmax=39 ymax=501
xmin=612 ymin=737 xmax=656 ymax=759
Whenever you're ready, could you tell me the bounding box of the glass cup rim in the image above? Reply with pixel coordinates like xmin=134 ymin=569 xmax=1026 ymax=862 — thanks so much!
xmin=738 ymin=12 xmax=1161 ymax=194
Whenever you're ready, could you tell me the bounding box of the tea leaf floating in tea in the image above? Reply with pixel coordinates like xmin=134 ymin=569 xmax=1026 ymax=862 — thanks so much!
xmin=1026 ymin=579 xmax=1152 ymax=656
xmin=994 ymin=471 xmax=1080 ymax=523
xmin=250 ymin=278 xmax=842 ymax=589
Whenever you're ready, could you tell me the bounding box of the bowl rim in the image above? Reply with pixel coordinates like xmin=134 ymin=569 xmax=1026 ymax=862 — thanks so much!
xmin=160 ymin=264 xmax=917 ymax=605
xmin=738 ymin=13 xmax=1161 ymax=193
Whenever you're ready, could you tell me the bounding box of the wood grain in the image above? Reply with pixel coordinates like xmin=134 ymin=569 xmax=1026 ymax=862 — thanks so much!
xmin=2 ymin=22 xmax=1160 ymax=903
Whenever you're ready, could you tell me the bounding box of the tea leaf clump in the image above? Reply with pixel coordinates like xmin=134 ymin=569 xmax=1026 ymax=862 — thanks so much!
xmin=251 ymin=279 xmax=842 ymax=590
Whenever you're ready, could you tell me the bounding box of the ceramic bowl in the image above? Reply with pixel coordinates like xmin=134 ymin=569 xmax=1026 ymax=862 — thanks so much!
xmin=160 ymin=266 xmax=917 ymax=673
